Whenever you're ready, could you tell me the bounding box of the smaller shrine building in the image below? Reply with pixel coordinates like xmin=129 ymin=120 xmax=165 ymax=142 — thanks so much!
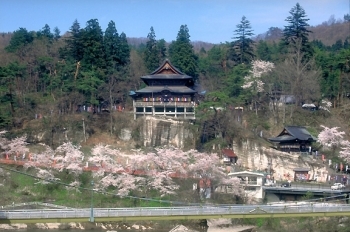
xmin=268 ymin=126 xmax=316 ymax=153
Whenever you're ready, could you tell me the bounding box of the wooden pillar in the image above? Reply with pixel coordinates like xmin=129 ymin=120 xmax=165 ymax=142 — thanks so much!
xmin=133 ymin=100 xmax=136 ymax=120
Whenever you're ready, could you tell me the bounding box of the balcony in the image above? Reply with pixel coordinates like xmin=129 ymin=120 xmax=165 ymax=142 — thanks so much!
xmin=134 ymin=101 xmax=195 ymax=107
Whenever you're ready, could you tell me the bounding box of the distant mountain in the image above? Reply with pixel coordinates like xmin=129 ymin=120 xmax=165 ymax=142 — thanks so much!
xmin=126 ymin=37 xmax=215 ymax=52
xmin=254 ymin=21 xmax=350 ymax=46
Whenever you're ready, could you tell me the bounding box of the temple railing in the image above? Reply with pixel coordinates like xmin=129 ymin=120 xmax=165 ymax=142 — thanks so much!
xmin=134 ymin=101 xmax=195 ymax=107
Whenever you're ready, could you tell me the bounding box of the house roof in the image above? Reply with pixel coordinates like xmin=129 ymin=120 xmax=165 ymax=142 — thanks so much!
xmin=222 ymin=149 xmax=237 ymax=158
xmin=228 ymin=171 xmax=265 ymax=177
xmin=268 ymin=126 xmax=316 ymax=143
xmin=135 ymin=86 xmax=197 ymax=94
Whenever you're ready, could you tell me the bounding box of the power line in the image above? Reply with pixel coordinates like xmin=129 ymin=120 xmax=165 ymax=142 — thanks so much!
xmin=0 ymin=165 xmax=193 ymax=206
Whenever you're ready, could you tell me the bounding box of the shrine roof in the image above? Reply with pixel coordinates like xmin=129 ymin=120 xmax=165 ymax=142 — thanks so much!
xmin=135 ymin=86 xmax=197 ymax=94
xmin=141 ymin=74 xmax=192 ymax=80
xmin=268 ymin=126 xmax=316 ymax=143
xmin=150 ymin=59 xmax=184 ymax=75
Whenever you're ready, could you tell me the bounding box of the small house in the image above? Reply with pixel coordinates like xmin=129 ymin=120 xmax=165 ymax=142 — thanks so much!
xmin=228 ymin=171 xmax=265 ymax=199
xmin=221 ymin=149 xmax=238 ymax=165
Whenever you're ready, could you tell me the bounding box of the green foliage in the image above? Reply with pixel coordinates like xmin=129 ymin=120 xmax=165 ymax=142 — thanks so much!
xmin=36 ymin=24 xmax=54 ymax=40
xmin=283 ymin=3 xmax=313 ymax=57
xmin=301 ymin=191 xmax=314 ymax=200
xmin=104 ymin=20 xmax=120 ymax=71
xmin=224 ymin=63 xmax=249 ymax=102
xmin=144 ymin=27 xmax=161 ymax=72
xmin=231 ymin=16 xmax=255 ymax=64
xmin=81 ymin=19 xmax=105 ymax=69
xmin=5 ymin=28 xmax=34 ymax=52
xmin=169 ymin=25 xmax=198 ymax=78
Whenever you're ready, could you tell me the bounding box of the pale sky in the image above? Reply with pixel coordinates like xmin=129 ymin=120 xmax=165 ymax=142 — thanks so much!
xmin=0 ymin=0 xmax=349 ymax=44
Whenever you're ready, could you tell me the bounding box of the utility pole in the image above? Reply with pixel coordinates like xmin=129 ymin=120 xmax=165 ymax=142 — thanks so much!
xmin=90 ymin=181 xmax=94 ymax=222
xmin=82 ymin=118 xmax=86 ymax=142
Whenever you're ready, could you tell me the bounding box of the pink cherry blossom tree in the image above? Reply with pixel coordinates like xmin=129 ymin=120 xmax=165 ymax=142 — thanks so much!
xmin=88 ymin=145 xmax=243 ymax=197
xmin=317 ymin=125 xmax=346 ymax=152
xmin=242 ymin=60 xmax=274 ymax=114
xmin=318 ymin=99 xmax=332 ymax=112
xmin=24 ymin=142 xmax=84 ymax=187
xmin=24 ymin=143 xmax=57 ymax=184
xmin=0 ymin=132 xmax=29 ymax=158
xmin=339 ymin=140 xmax=350 ymax=163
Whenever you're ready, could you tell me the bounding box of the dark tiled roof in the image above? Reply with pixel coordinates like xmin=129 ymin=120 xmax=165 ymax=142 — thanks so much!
xmin=141 ymin=74 xmax=192 ymax=80
xmin=284 ymin=126 xmax=315 ymax=141
xmin=222 ymin=149 xmax=237 ymax=158
xmin=135 ymin=86 xmax=197 ymax=94
xmin=150 ymin=59 xmax=184 ymax=75
xmin=268 ymin=135 xmax=296 ymax=142
xmin=268 ymin=126 xmax=316 ymax=143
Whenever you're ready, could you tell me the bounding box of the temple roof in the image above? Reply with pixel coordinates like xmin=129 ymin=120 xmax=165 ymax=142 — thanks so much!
xmin=135 ymin=86 xmax=197 ymax=94
xmin=141 ymin=59 xmax=192 ymax=80
xmin=141 ymin=74 xmax=192 ymax=80
xmin=268 ymin=126 xmax=316 ymax=143
xmin=151 ymin=59 xmax=183 ymax=75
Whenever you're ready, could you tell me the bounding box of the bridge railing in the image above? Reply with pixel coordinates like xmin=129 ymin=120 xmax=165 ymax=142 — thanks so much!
xmin=2 ymin=204 xmax=350 ymax=220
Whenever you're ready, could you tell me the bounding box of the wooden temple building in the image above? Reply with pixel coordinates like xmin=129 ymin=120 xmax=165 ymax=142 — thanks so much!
xmin=268 ymin=126 xmax=316 ymax=153
xmin=130 ymin=59 xmax=198 ymax=120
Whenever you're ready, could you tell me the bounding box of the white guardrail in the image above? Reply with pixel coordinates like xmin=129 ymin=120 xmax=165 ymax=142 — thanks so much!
xmin=1 ymin=204 xmax=350 ymax=219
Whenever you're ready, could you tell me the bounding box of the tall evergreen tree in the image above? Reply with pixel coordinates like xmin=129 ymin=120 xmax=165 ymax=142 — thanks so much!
xmin=104 ymin=20 xmax=120 ymax=71
xmin=117 ymin=32 xmax=130 ymax=66
xmin=37 ymin=24 xmax=54 ymax=40
xmin=81 ymin=19 xmax=104 ymax=69
xmin=157 ymin=39 xmax=167 ymax=61
xmin=283 ymin=3 xmax=312 ymax=55
xmin=63 ymin=19 xmax=84 ymax=62
xmin=144 ymin=27 xmax=160 ymax=72
xmin=231 ymin=16 xmax=255 ymax=64
xmin=168 ymin=25 xmax=198 ymax=78
xmin=53 ymin=27 xmax=61 ymax=40
xmin=5 ymin=28 xmax=34 ymax=53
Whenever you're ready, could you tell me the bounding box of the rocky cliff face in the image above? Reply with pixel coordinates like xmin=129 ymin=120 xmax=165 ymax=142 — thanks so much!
xmin=232 ymin=140 xmax=329 ymax=182
xmin=140 ymin=116 xmax=194 ymax=148
xmin=26 ymin=115 xmax=329 ymax=182
xmin=136 ymin=117 xmax=329 ymax=182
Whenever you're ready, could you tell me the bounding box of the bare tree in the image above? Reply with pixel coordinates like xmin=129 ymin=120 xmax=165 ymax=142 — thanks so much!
xmin=275 ymin=39 xmax=321 ymax=120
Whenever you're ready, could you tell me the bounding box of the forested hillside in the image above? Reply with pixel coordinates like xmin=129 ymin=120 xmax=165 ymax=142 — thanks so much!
xmin=0 ymin=3 xmax=349 ymax=154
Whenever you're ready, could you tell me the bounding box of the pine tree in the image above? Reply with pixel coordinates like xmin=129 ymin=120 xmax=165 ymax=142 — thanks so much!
xmin=144 ymin=27 xmax=160 ymax=72
xmin=157 ymin=39 xmax=167 ymax=61
xmin=103 ymin=20 xmax=120 ymax=71
xmin=117 ymin=32 xmax=130 ymax=66
xmin=283 ymin=3 xmax=312 ymax=55
xmin=5 ymin=28 xmax=34 ymax=53
xmin=63 ymin=19 xmax=84 ymax=62
xmin=231 ymin=16 xmax=255 ymax=64
xmin=37 ymin=24 xmax=53 ymax=40
xmin=168 ymin=25 xmax=198 ymax=78
xmin=53 ymin=27 xmax=61 ymax=40
xmin=81 ymin=19 xmax=104 ymax=69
